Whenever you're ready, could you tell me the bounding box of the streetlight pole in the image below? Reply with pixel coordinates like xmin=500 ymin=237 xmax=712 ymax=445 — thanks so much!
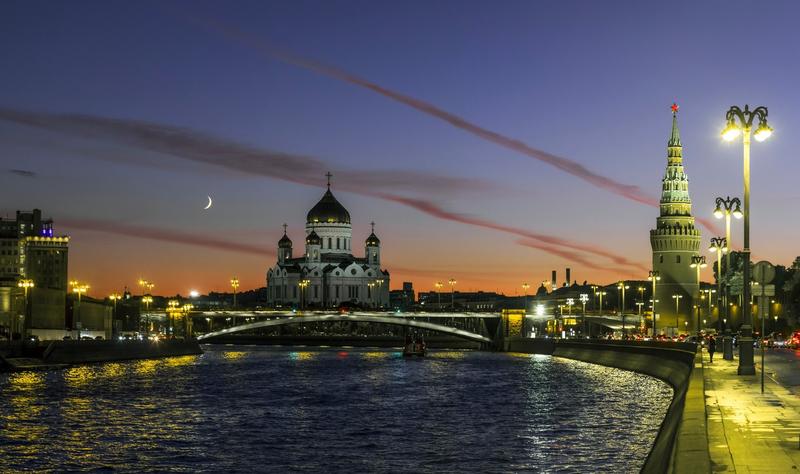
xmin=672 ymin=294 xmax=683 ymax=333
xmin=709 ymin=237 xmax=727 ymax=334
xmin=713 ymin=198 xmax=742 ymax=333
xmin=230 ymin=277 xmax=239 ymax=326
xmin=618 ymin=281 xmax=629 ymax=335
xmin=636 ymin=302 xmax=644 ymax=333
xmin=598 ymin=291 xmax=606 ymax=317
xmin=448 ymin=278 xmax=457 ymax=311
xmin=434 ymin=282 xmax=443 ymax=310
xmin=16 ymin=279 xmax=34 ymax=341
xmin=299 ymin=279 xmax=309 ymax=311
xmin=70 ymin=280 xmax=89 ymax=340
xmin=690 ymin=255 xmax=707 ymax=337
xmin=522 ymin=283 xmax=530 ymax=312
xmin=109 ymin=293 xmax=121 ymax=336
xmin=649 ymin=271 xmax=660 ymax=337
xmin=580 ymin=293 xmax=589 ymax=338
xmin=722 ymin=104 xmax=773 ymax=376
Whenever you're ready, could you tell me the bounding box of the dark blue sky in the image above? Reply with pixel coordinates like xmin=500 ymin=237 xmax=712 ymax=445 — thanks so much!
xmin=2 ymin=1 xmax=798 ymax=295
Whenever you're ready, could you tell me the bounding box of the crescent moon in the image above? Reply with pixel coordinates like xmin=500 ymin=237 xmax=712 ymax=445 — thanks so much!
xmin=204 ymin=196 xmax=213 ymax=210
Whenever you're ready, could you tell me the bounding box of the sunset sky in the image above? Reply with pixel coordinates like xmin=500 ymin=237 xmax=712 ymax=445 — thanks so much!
xmin=2 ymin=1 xmax=800 ymax=297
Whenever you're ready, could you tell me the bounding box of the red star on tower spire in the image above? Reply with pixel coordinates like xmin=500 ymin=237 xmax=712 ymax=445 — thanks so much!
xmin=671 ymin=102 xmax=679 ymax=115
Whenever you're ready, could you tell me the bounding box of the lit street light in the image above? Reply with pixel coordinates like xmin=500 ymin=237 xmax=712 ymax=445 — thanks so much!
xmin=672 ymin=294 xmax=683 ymax=332
xmin=708 ymin=237 xmax=727 ymax=333
xmin=690 ymin=255 xmax=707 ymax=336
xmin=522 ymin=283 xmax=530 ymax=312
xmin=722 ymin=104 xmax=772 ymax=375
xmin=298 ymin=279 xmax=310 ymax=311
xmin=434 ymin=282 xmax=443 ymax=310
xmin=579 ymin=293 xmax=589 ymax=337
xmin=617 ymin=281 xmax=629 ymax=334
xmin=70 ymin=280 xmax=89 ymax=340
xmin=448 ymin=278 xmax=457 ymax=311
xmin=598 ymin=290 xmax=607 ymax=316
xmin=649 ymin=271 xmax=661 ymax=337
xmin=17 ymin=279 xmax=34 ymax=341
xmin=109 ymin=293 xmax=122 ymax=334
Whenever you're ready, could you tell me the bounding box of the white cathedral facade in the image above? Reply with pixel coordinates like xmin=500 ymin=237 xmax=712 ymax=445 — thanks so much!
xmin=266 ymin=178 xmax=390 ymax=309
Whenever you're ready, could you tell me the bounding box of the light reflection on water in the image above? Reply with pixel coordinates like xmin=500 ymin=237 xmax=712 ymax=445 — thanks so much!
xmin=0 ymin=348 xmax=672 ymax=472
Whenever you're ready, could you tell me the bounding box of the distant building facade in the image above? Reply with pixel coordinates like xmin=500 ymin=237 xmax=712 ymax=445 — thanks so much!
xmin=266 ymin=176 xmax=390 ymax=308
xmin=389 ymin=282 xmax=415 ymax=311
xmin=650 ymin=109 xmax=701 ymax=332
xmin=0 ymin=209 xmax=70 ymax=340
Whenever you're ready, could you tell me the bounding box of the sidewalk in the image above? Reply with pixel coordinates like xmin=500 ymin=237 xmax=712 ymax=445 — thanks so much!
xmin=703 ymin=349 xmax=800 ymax=472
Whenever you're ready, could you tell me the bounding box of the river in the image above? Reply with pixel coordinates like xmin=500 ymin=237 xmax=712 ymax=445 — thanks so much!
xmin=0 ymin=347 xmax=672 ymax=472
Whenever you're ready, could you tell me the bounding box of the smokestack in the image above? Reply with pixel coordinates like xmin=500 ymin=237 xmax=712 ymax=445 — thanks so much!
xmin=551 ymin=270 xmax=557 ymax=292
xmin=566 ymin=268 xmax=571 ymax=287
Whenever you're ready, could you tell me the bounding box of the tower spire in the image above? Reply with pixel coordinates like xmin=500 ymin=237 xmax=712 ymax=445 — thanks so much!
xmin=325 ymin=171 xmax=333 ymax=190
xmin=282 ymin=223 xmax=287 ymax=235
xmin=668 ymin=103 xmax=681 ymax=148
xmin=370 ymin=221 xmax=375 ymax=233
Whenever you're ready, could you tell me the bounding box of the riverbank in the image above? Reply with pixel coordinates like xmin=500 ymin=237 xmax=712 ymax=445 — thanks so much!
xmin=0 ymin=339 xmax=203 ymax=371
xmin=506 ymin=338 xmax=708 ymax=474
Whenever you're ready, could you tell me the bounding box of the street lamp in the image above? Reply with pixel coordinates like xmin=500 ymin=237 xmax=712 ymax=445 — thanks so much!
xmin=167 ymin=299 xmax=180 ymax=336
xmin=375 ymin=279 xmax=384 ymax=309
xmin=434 ymin=282 xmax=443 ymax=310
xmin=672 ymin=294 xmax=683 ymax=332
xmin=636 ymin=302 xmax=645 ymax=333
xmin=368 ymin=282 xmax=376 ymax=308
xmin=298 ymin=279 xmax=310 ymax=311
xmin=230 ymin=277 xmax=239 ymax=309
xmin=182 ymin=303 xmax=194 ymax=338
xmin=722 ymin=104 xmax=772 ymax=375
xmin=109 ymin=293 xmax=122 ymax=334
xmin=448 ymin=278 xmax=457 ymax=311
xmin=522 ymin=283 xmax=530 ymax=312
xmin=708 ymin=237 xmax=727 ymax=332
xmin=649 ymin=271 xmax=661 ymax=337
xmin=141 ymin=295 xmax=153 ymax=336
xmin=70 ymin=280 xmax=89 ymax=340
xmin=598 ymin=290 xmax=607 ymax=316
xmin=690 ymin=255 xmax=707 ymax=337
xmin=579 ymin=293 xmax=589 ymax=337
xmin=617 ymin=281 xmax=629 ymax=334
xmin=17 ymin=279 xmax=34 ymax=341
xmin=713 ymin=197 xmax=741 ymax=330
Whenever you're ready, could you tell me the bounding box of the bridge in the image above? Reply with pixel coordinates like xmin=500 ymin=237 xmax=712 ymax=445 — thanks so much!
xmin=196 ymin=313 xmax=494 ymax=344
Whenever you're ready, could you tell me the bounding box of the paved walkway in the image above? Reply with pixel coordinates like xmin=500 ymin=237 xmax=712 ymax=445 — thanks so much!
xmin=703 ymin=349 xmax=800 ymax=472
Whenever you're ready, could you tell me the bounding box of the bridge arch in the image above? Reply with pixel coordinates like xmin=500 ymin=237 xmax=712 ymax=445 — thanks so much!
xmin=197 ymin=314 xmax=492 ymax=344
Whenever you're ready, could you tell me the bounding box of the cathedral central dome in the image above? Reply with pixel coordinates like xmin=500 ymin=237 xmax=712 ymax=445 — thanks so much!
xmin=306 ymin=189 xmax=351 ymax=224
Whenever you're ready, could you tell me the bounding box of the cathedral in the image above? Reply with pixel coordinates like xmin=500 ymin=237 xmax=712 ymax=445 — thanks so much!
xmin=266 ymin=175 xmax=390 ymax=309
xmin=650 ymin=106 xmax=702 ymax=331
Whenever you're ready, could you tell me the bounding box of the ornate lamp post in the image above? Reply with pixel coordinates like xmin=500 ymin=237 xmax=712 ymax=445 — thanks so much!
xmin=648 ymin=271 xmax=661 ymax=337
xmin=368 ymin=282 xmax=376 ymax=308
xmin=713 ymin=198 xmax=741 ymax=328
xmin=579 ymin=293 xmax=589 ymax=337
xmin=17 ymin=279 xmax=34 ymax=341
xmin=721 ymin=104 xmax=773 ymax=375
xmin=708 ymin=237 xmax=727 ymax=331
xmin=375 ymin=279 xmax=384 ymax=309
xmin=690 ymin=255 xmax=707 ymax=337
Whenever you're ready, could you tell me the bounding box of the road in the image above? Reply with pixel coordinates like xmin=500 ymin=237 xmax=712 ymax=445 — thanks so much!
xmin=760 ymin=348 xmax=800 ymax=390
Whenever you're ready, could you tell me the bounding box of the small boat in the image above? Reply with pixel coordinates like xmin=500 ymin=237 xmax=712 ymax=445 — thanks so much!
xmin=403 ymin=334 xmax=426 ymax=357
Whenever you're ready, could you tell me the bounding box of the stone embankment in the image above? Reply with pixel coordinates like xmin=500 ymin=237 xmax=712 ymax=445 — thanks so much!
xmin=1 ymin=339 xmax=202 ymax=371
xmin=506 ymin=338 xmax=710 ymax=474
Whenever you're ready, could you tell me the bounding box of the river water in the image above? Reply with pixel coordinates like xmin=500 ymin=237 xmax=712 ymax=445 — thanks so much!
xmin=0 ymin=347 xmax=672 ymax=473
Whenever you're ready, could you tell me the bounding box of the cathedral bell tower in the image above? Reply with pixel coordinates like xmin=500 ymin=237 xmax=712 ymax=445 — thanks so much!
xmin=650 ymin=104 xmax=701 ymax=333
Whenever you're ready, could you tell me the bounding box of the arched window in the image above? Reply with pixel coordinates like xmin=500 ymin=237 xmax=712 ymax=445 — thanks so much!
xmin=659 ymin=255 xmax=664 ymax=264
xmin=337 ymin=238 xmax=340 ymax=249
xmin=676 ymin=255 xmax=681 ymax=263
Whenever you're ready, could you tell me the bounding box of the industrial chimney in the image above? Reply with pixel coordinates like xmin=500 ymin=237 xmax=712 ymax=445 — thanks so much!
xmin=565 ymin=268 xmax=571 ymax=287
xmin=551 ymin=270 xmax=557 ymax=292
